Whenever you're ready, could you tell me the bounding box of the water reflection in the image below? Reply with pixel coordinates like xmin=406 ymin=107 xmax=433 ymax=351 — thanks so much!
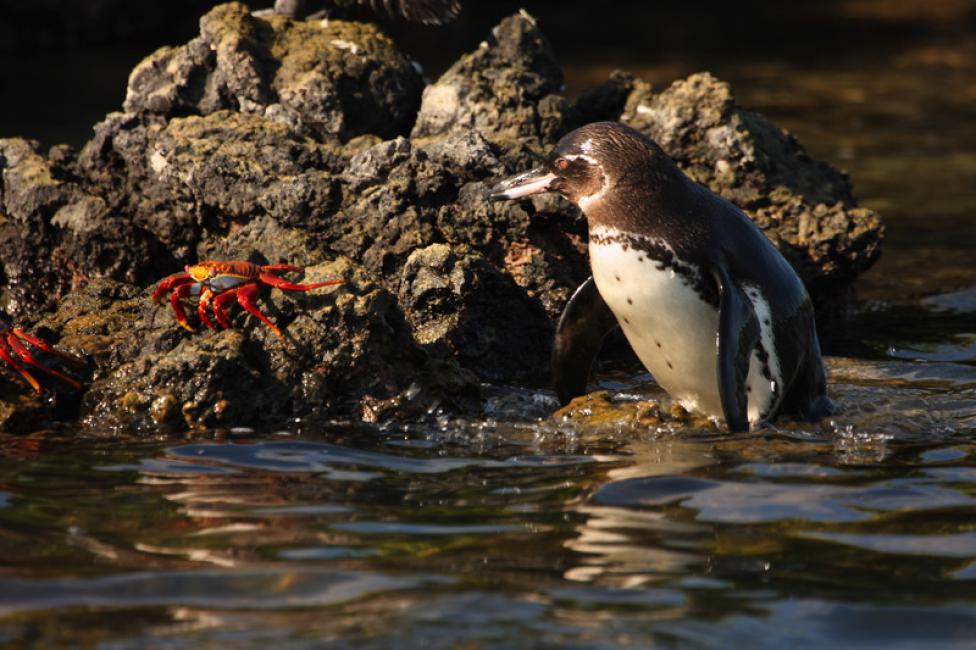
xmin=1 ymin=352 xmax=975 ymax=647
xmin=0 ymin=569 xmax=451 ymax=615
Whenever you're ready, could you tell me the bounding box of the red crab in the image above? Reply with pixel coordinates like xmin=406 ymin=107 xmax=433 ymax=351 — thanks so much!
xmin=151 ymin=260 xmax=343 ymax=337
xmin=0 ymin=313 xmax=84 ymax=394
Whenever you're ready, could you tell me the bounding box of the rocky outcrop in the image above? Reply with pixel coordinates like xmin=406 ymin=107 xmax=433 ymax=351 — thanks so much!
xmin=0 ymin=5 xmax=884 ymax=432
xmin=328 ymin=133 xmax=588 ymax=318
xmin=0 ymin=138 xmax=165 ymax=315
xmin=398 ymin=244 xmax=552 ymax=383
xmin=124 ymin=2 xmax=424 ymax=143
xmin=411 ymin=10 xmax=570 ymax=151
xmin=36 ymin=260 xmax=479 ymax=431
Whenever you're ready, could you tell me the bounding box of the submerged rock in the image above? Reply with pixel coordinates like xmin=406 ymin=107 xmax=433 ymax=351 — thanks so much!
xmin=552 ymin=390 xmax=717 ymax=435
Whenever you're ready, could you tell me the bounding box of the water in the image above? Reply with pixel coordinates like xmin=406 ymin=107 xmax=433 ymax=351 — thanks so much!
xmin=1 ymin=373 xmax=974 ymax=647
xmin=3 ymin=5 xmax=976 ymax=649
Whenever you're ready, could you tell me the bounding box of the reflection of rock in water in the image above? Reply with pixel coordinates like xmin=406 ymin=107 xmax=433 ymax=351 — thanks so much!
xmin=564 ymin=504 xmax=704 ymax=587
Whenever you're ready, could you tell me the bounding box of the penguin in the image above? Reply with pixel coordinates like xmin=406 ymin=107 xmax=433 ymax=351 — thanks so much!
xmin=490 ymin=121 xmax=833 ymax=432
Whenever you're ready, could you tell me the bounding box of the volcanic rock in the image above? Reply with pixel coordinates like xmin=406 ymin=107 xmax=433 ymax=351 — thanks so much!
xmin=124 ymin=2 xmax=424 ymax=142
xmin=36 ymin=259 xmax=479 ymax=431
xmin=411 ymin=10 xmax=570 ymax=151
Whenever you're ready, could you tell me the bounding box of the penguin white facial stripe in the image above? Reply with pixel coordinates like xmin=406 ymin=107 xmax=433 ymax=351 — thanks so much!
xmin=563 ymin=153 xmax=599 ymax=165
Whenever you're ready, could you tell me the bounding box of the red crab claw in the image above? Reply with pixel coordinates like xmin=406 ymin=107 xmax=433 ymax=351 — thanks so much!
xmin=237 ymin=283 xmax=284 ymax=337
xmin=152 ymin=273 xmax=193 ymax=304
xmin=4 ymin=333 xmax=82 ymax=392
xmin=258 ymin=266 xmax=344 ymax=292
xmin=198 ymin=287 xmax=217 ymax=331
xmin=0 ymin=338 xmax=43 ymax=394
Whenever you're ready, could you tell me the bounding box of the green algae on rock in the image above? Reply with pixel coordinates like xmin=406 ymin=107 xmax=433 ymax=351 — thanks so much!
xmin=553 ymin=390 xmax=718 ymax=436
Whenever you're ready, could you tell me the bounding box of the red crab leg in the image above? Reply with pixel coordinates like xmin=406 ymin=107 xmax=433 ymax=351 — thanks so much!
xmin=170 ymin=283 xmax=198 ymax=333
xmin=11 ymin=328 xmax=84 ymax=367
xmin=212 ymin=288 xmax=240 ymax=329
xmin=260 ymin=263 xmax=303 ymax=273
xmin=198 ymin=287 xmax=217 ymax=331
xmin=5 ymin=334 xmax=82 ymax=391
xmin=0 ymin=337 xmax=42 ymax=394
xmin=258 ymin=271 xmax=344 ymax=292
xmin=152 ymin=273 xmax=193 ymax=303
xmin=236 ymin=283 xmax=284 ymax=337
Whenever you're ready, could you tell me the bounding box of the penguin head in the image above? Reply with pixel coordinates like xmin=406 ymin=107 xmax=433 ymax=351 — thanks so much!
xmin=490 ymin=122 xmax=665 ymax=215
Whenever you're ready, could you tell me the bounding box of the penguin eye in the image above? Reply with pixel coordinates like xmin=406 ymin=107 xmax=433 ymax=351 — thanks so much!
xmin=555 ymin=158 xmax=570 ymax=171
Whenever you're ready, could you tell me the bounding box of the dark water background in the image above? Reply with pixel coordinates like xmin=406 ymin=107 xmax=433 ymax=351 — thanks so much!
xmin=1 ymin=1 xmax=975 ymax=647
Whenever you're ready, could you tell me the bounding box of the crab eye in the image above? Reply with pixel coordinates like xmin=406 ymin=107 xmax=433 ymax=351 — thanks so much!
xmin=555 ymin=158 xmax=570 ymax=171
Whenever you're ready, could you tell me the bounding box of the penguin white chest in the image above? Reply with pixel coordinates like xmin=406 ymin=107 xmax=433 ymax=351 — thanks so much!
xmin=588 ymin=229 xmax=778 ymax=425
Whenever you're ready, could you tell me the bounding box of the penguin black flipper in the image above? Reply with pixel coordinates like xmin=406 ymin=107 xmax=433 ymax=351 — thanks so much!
xmin=713 ymin=265 xmax=761 ymax=433
xmin=552 ymin=276 xmax=619 ymax=405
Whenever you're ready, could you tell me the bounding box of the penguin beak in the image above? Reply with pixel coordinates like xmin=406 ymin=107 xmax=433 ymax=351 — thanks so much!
xmin=489 ymin=167 xmax=557 ymax=200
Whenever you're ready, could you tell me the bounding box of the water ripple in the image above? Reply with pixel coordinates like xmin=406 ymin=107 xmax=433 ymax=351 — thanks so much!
xmin=802 ymin=531 xmax=976 ymax=558
xmin=158 ymin=440 xmax=595 ymax=477
xmin=0 ymin=569 xmax=452 ymax=616
xmin=593 ymin=474 xmax=976 ymax=523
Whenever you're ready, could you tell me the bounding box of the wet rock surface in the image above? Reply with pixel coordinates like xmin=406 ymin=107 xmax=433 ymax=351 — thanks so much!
xmin=0 ymin=4 xmax=883 ymax=431
xmin=553 ymin=390 xmax=718 ymax=435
